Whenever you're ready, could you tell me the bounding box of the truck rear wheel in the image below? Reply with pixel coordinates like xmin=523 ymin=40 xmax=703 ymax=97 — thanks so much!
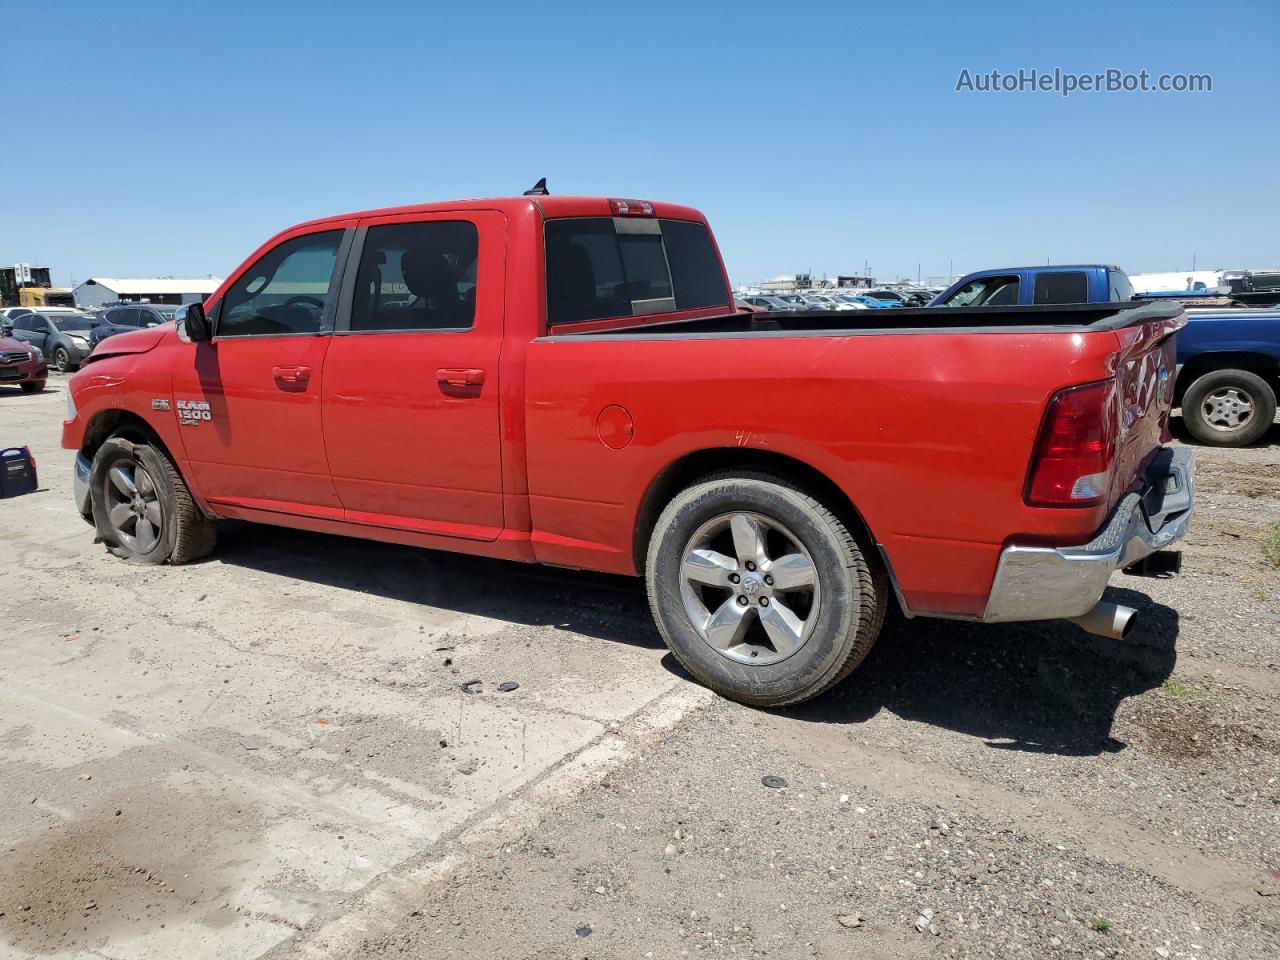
xmin=90 ymin=437 xmax=217 ymax=565
xmin=645 ymin=471 xmax=886 ymax=707
xmin=1182 ymin=369 xmax=1276 ymax=447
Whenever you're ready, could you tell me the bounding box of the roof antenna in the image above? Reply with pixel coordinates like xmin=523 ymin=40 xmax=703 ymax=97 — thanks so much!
xmin=523 ymin=177 xmax=549 ymax=196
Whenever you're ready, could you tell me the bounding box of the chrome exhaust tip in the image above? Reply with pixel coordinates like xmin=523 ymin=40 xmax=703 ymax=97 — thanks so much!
xmin=1067 ymin=601 xmax=1139 ymax=640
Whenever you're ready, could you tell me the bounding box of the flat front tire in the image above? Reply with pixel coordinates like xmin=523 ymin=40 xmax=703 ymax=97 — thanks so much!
xmin=645 ymin=471 xmax=886 ymax=707
xmin=90 ymin=437 xmax=217 ymax=564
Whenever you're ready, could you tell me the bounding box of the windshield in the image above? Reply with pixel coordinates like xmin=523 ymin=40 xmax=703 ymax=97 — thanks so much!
xmin=779 ymin=295 xmax=805 ymax=304
xmin=50 ymin=314 xmax=92 ymax=331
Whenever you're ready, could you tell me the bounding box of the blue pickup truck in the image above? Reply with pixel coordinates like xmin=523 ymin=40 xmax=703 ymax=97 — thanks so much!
xmin=934 ymin=265 xmax=1280 ymax=446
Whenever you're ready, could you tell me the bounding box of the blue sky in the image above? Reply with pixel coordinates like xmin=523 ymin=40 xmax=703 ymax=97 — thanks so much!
xmin=3 ymin=0 xmax=1276 ymax=288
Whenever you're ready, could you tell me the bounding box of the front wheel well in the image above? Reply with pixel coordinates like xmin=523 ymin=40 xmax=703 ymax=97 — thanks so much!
xmin=632 ymin=448 xmax=878 ymax=575
xmin=81 ymin=409 xmax=170 ymax=459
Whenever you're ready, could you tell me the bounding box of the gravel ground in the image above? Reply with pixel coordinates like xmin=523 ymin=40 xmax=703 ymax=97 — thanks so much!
xmin=322 ymin=420 xmax=1280 ymax=960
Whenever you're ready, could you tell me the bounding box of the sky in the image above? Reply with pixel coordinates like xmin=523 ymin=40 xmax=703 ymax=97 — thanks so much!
xmin=3 ymin=0 xmax=1277 ymax=289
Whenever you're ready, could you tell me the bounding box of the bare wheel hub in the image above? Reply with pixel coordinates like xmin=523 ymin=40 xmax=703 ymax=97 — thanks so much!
xmin=679 ymin=511 xmax=821 ymax=665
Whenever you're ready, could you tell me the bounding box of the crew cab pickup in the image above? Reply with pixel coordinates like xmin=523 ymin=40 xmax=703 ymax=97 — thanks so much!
xmin=62 ymin=193 xmax=1193 ymax=706
xmin=931 ymin=264 xmax=1136 ymax=307
xmin=937 ymin=264 xmax=1279 ymax=447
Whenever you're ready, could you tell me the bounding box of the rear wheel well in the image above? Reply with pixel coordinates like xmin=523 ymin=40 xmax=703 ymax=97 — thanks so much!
xmin=1175 ymin=353 xmax=1280 ymax=405
xmin=633 ymin=448 xmax=877 ymax=575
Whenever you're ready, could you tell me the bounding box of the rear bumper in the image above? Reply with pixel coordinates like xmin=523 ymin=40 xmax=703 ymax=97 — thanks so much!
xmin=983 ymin=447 xmax=1194 ymax=622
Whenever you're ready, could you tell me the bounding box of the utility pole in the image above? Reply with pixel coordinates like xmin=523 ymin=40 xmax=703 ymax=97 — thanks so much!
xmin=917 ymin=263 xmax=921 ymax=284
xmin=1192 ymin=252 xmax=1197 ymax=271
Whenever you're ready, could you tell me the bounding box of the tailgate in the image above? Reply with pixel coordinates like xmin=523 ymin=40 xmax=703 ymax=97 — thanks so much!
xmin=1107 ymin=310 xmax=1185 ymax=506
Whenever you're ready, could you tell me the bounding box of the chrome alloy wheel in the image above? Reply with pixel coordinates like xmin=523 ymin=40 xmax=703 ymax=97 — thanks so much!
xmin=678 ymin=512 xmax=821 ymax=665
xmin=1202 ymin=387 xmax=1254 ymax=431
xmin=104 ymin=461 xmax=163 ymax=553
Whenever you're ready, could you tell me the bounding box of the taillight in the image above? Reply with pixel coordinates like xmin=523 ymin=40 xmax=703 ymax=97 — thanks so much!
xmin=608 ymin=198 xmax=655 ymax=216
xmin=1025 ymin=379 xmax=1116 ymax=507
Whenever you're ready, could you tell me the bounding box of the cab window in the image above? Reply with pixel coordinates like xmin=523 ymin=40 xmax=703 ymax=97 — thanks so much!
xmin=218 ymin=230 xmax=343 ymax=337
xmin=1033 ymin=271 xmax=1088 ymax=304
xmin=349 ymin=221 xmax=478 ymax=332
xmin=941 ymin=275 xmax=1020 ymax=307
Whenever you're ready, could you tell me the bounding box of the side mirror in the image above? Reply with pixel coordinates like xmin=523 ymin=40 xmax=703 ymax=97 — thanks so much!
xmin=176 ymin=302 xmax=212 ymax=343
xmin=0 ymin=323 xmax=11 ymax=337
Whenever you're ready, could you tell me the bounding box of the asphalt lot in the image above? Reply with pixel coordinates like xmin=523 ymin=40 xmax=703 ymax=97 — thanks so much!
xmin=1 ymin=375 xmax=1278 ymax=960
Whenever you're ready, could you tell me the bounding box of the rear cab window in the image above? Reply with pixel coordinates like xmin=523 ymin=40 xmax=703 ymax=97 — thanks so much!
xmin=544 ymin=217 xmax=729 ymax=327
xmin=1032 ymin=271 xmax=1089 ymax=304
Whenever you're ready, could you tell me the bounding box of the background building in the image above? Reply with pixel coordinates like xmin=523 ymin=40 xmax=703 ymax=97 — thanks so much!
xmin=760 ymin=273 xmax=811 ymax=293
xmin=73 ymin=276 xmax=222 ymax=308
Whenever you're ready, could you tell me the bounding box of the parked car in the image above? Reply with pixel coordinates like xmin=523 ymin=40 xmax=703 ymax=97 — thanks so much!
xmin=797 ymin=293 xmax=859 ymax=311
xmin=742 ymin=295 xmax=805 ymax=312
xmin=931 ymin=265 xmax=1133 ymax=307
xmin=8 ymin=308 xmax=95 ymax=372
xmin=0 ymin=330 xmax=48 ymax=393
xmin=62 ymin=191 xmax=1192 ymax=707
xmin=734 ymin=298 xmax=767 ymax=314
xmin=851 ymin=293 xmax=904 ymax=308
xmin=830 ymin=295 xmax=871 ymax=310
xmin=89 ymin=303 xmax=177 ymax=349
xmin=1171 ymin=307 xmax=1280 ymax=447
xmin=865 ymin=289 xmax=907 ymax=304
xmin=774 ymin=294 xmax=812 ymax=310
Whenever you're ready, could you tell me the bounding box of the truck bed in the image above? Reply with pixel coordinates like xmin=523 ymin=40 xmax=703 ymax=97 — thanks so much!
xmin=560 ymin=301 xmax=1182 ymax=338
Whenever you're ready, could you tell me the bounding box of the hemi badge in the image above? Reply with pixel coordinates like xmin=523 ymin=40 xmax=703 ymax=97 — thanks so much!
xmin=151 ymin=398 xmax=171 ymax=411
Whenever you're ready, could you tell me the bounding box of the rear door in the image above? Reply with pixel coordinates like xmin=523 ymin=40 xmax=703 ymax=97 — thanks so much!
xmin=320 ymin=210 xmax=506 ymax=539
xmin=170 ymin=226 xmax=352 ymax=513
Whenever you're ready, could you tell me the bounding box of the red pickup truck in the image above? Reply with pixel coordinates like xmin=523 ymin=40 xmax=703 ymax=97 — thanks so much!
xmin=62 ymin=191 xmax=1193 ymax=706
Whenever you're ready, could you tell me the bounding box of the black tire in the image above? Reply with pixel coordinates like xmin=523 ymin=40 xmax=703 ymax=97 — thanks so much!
xmin=52 ymin=346 xmax=72 ymax=373
xmin=1182 ymin=369 xmax=1276 ymax=447
xmin=19 ymin=381 xmax=45 ymax=394
xmin=645 ymin=470 xmax=886 ymax=707
xmin=90 ymin=436 xmax=217 ymax=565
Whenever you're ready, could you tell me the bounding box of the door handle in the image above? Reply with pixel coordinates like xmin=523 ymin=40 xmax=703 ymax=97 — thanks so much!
xmin=272 ymin=365 xmax=311 ymax=385
xmin=436 ymin=368 xmax=485 ymax=387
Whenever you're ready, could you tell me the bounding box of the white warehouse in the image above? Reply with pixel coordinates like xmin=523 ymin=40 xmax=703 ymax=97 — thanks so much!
xmin=73 ymin=276 xmax=222 ymax=309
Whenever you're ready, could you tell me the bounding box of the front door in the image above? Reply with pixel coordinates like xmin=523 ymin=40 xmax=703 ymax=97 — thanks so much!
xmin=321 ymin=211 xmax=505 ymax=539
xmin=171 ymin=227 xmax=351 ymax=515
